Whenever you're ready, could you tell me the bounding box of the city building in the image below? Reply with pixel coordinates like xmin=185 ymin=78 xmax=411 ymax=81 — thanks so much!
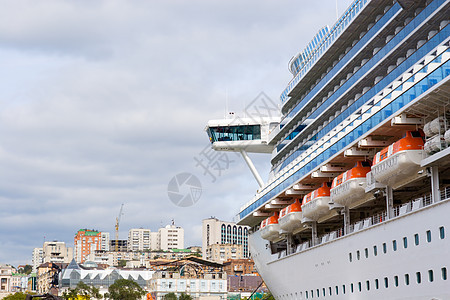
xmin=202 ymin=218 xmax=249 ymax=259
xmin=128 ymin=228 xmax=152 ymax=252
xmin=0 ymin=264 xmax=13 ymax=297
xmin=158 ymin=224 xmax=184 ymax=251
xmin=36 ymin=262 xmax=66 ymax=294
xmin=149 ymin=270 xmax=227 ymax=300
xmin=109 ymin=239 xmax=128 ymax=252
xmin=42 ymin=241 xmax=73 ymax=264
xmin=32 ymin=248 xmax=43 ymax=273
xmin=59 ymin=259 xmax=154 ymax=295
xmin=74 ymin=229 xmax=102 ymax=263
xmin=223 ymin=259 xmax=256 ymax=276
xmin=100 ymin=232 xmax=110 ymax=251
xmin=205 ymin=244 xmax=243 ymax=263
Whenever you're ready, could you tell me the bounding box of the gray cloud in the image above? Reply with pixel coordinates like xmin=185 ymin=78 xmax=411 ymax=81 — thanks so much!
xmin=0 ymin=0 xmax=354 ymax=266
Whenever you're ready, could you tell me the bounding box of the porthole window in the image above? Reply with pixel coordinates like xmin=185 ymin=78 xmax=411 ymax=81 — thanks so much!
xmin=384 ymin=277 xmax=389 ymax=288
xmin=392 ymin=240 xmax=397 ymax=251
xmin=366 ymin=280 xmax=370 ymax=291
xmin=357 ymin=250 xmax=360 ymax=260
xmin=335 ymin=286 xmax=339 ymax=295
xmin=306 ymin=291 xmax=309 ymax=299
xmin=375 ymin=279 xmax=379 ymax=289
xmin=439 ymin=226 xmax=445 ymax=239
xmin=365 ymin=248 xmax=368 ymax=258
xmin=358 ymin=282 xmax=362 ymax=292
xmin=416 ymin=272 xmax=422 ymax=284
xmin=316 ymin=289 xmax=319 ymax=297
xmin=322 ymin=288 xmax=325 ymax=297
xmin=373 ymin=245 xmax=378 ymax=256
xmin=350 ymin=283 xmax=354 ymax=293
xmin=403 ymin=237 xmax=408 ymax=248
xmin=426 ymin=230 xmax=432 ymax=243
xmin=442 ymin=267 xmax=447 ymax=280
xmin=429 ymin=270 xmax=434 ymax=282
xmin=394 ymin=276 xmax=399 ymax=287
xmin=405 ymin=274 xmax=410 ymax=285
xmin=329 ymin=287 xmax=332 ymax=296
xmin=342 ymin=285 xmax=346 ymax=294
xmin=383 ymin=243 xmax=387 ymax=253
xmin=415 ymin=234 xmax=420 ymax=245
xmin=349 ymin=253 xmax=352 ymax=262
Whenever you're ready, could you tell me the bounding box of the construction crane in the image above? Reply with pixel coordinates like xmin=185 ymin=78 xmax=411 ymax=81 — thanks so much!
xmin=115 ymin=204 xmax=124 ymax=252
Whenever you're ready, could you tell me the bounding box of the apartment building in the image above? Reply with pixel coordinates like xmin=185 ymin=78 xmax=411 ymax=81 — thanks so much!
xmin=205 ymin=244 xmax=243 ymax=263
xmin=158 ymin=224 xmax=184 ymax=251
xmin=202 ymin=218 xmax=249 ymax=259
xmin=74 ymin=229 xmax=102 ymax=263
xmin=127 ymin=228 xmax=158 ymax=251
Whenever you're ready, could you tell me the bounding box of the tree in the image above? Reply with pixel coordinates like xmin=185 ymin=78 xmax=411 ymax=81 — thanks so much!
xmin=61 ymin=281 xmax=102 ymax=300
xmin=117 ymin=260 xmax=128 ymax=268
xmin=105 ymin=279 xmax=146 ymax=300
xmin=17 ymin=265 xmax=32 ymax=275
xmin=178 ymin=293 xmax=192 ymax=300
xmin=163 ymin=293 xmax=177 ymax=300
xmin=3 ymin=292 xmax=28 ymax=300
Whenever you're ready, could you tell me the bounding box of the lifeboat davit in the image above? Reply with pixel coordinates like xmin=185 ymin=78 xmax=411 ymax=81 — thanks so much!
xmin=260 ymin=212 xmax=280 ymax=241
xmin=371 ymin=130 xmax=424 ymax=187
xmin=278 ymin=199 xmax=302 ymax=233
xmin=301 ymin=183 xmax=331 ymax=221
xmin=330 ymin=161 xmax=372 ymax=207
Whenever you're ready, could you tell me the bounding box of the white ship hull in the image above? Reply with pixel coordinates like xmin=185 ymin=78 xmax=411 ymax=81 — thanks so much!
xmin=250 ymin=197 xmax=450 ymax=299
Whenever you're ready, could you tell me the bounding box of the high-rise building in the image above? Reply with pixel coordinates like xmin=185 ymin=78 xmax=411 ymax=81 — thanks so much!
xmin=100 ymin=232 xmax=110 ymax=251
xmin=158 ymin=224 xmax=184 ymax=251
xmin=42 ymin=241 xmax=73 ymax=264
xmin=74 ymin=229 xmax=101 ymax=263
xmin=202 ymin=218 xmax=249 ymax=259
xmin=32 ymin=248 xmax=43 ymax=273
xmin=127 ymin=228 xmax=151 ymax=252
xmin=205 ymin=244 xmax=243 ymax=263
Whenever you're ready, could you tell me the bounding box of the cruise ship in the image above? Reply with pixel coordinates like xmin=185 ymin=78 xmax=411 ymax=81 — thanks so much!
xmin=206 ymin=0 xmax=450 ymax=299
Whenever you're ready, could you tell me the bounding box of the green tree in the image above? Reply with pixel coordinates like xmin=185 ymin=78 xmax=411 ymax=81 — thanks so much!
xmin=3 ymin=292 xmax=28 ymax=300
xmin=178 ymin=293 xmax=192 ymax=300
xmin=163 ymin=293 xmax=177 ymax=300
xmin=61 ymin=281 xmax=103 ymax=300
xmin=117 ymin=260 xmax=128 ymax=268
xmin=260 ymin=292 xmax=274 ymax=300
xmin=105 ymin=279 xmax=146 ymax=300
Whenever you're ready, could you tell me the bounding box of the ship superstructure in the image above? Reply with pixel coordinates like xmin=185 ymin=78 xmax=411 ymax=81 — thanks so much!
xmin=206 ymin=0 xmax=450 ymax=298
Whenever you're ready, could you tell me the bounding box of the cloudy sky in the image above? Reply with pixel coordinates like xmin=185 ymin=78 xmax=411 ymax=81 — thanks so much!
xmin=0 ymin=0 xmax=354 ymax=266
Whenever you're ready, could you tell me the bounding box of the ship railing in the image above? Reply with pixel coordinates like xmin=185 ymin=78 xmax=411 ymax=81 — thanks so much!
xmin=283 ymin=190 xmax=450 ymax=259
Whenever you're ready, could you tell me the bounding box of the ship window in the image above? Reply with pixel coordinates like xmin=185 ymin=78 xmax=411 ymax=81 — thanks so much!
xmin=392 ymin=240 xmax=397 ymax=251
xmin=335 ymin=286 xmax=338 ymax=295
xmin=383 ymin=243 xmax=387 ymax=253
xmin=442 ymin=267 xmax=447 ymax=280
xmin=366 ymin=280 xmax=370 ymax=291
xmin=403 ymin=237 xmax=408 ymax=248
xmin=414 ymin=234 xmax=419 ymax=245
xmin=310 ymin=290 xmax=313 ymax=298
xmin=316 ymin=289 xmax=319 ymax=297
xmin=394 ymin=276 xmax=399 ymax=287
xmin=405 ymin=274 xmax=410 ymax=285
xmin=384 ymin=277 xmax=389 ymax=288
xmin=322 ymin=288 xmax=325 ymax=296
xmin=426 ymin=230 xmax=432 ymax=243
xmin=375 ymin=279 xmax=379 ymax=289
xmin=426 ymin=270 xmax=433 ymax=284
xmin=416 ymin=272 xmax=421 ymax=284
xmin=349 ymin=253 xmax=352 ymax=262
xmin=350 ymin=283 xmax=354 ymax=293
xmin=373 ymin=245 xmax=378 ymax=256
xmin=356 ymin=250 xmax=360 ymax=260
xmin=364 ymin=248 xmax=368 ymax=258
xmin=439 ymin=226 xmax=445 ymax=239
xmin=305 ymin=291 xmax=308 ymax=299
xmin=342 ymin=285 xmax=346 ymax=294
xmin=329 ymin=287 xmax=332 ymax=296
xmin=358 ymin=282 xmax=361 ymax=292
xmin=361 ymin=161 xmax=371 ymax=167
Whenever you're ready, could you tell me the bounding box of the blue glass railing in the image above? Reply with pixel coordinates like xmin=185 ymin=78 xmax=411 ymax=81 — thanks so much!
xmin=281 ymin=3 xmax=402 ymax=123
xmin=281 ymin=0 xmax=370 ymax=104
xmin=240 ymin=52 xmax=450 ymax=220
xmin=274 ymin=1 xmax=447 ymax=169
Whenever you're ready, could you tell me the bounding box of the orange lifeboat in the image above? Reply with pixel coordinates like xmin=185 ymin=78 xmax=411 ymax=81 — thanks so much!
xmin=260 ymin=212 xmax=280 ymax=241
xmin=301 ymin=183 xmax=331 ymax=221
xmin=330 ymin=161 xmax=372 ymax=207
xmin=371 ymin=130 xmax=424 ymax=187
xmin=278 ymin=199 xmax=303 ymax=233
